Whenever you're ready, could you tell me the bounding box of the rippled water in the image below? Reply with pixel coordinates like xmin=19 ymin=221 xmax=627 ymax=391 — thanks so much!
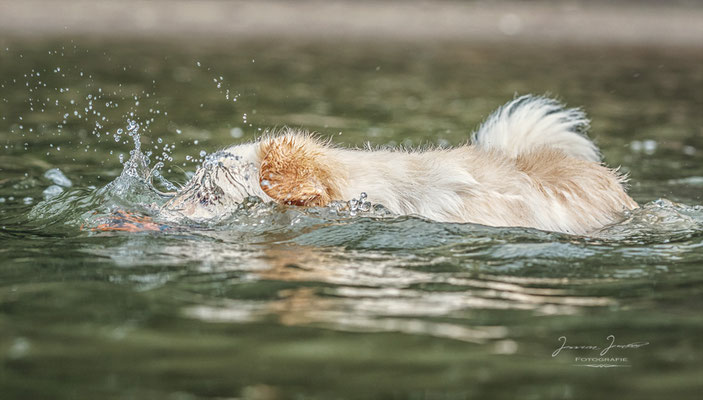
xmin=1 ymin=39 xmax=703 ymax=399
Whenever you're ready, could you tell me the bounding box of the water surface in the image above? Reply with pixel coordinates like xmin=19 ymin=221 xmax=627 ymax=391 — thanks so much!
xmin=1 ymin=39 xmax=702 ymax=399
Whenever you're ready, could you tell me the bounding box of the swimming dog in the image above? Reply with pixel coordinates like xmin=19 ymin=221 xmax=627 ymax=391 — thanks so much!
xmin=162 ymin=95 xmax=638 ymax=235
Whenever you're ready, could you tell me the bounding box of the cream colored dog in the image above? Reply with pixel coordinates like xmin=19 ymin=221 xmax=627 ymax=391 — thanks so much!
xmin=162 ymin=95 xmax=637 ymax=235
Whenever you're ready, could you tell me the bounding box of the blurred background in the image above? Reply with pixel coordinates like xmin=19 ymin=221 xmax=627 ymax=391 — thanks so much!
xmin=2 ymin=0 xmax=703 ymax=46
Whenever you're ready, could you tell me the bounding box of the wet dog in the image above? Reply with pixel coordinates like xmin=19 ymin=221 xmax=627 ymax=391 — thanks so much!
xmin=162 ymin=95 xmax=638 ymax=235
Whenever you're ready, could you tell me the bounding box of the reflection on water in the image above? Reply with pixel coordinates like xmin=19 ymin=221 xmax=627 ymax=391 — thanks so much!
xmin=1 ymin=39 xmax=703 ymax=398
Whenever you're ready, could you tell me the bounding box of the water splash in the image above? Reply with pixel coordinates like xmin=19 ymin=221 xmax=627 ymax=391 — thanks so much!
xmin=28 ymin=117 xmax=177 ymax=230
xmin=595 ymin=199 xmax=703 ymax=242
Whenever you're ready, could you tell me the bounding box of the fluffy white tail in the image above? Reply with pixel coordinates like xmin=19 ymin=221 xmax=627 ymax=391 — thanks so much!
xmin=472 ymin=95 xmax=601 ymax=162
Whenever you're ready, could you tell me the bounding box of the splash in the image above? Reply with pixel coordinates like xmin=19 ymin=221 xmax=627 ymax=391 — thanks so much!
xmin=28 ymin=121 xmax=394 ymax=234
xmin=595 ymin=199 xmax=703 ymax=242
xmin=28 ymin=118 xmax=173 ymax=230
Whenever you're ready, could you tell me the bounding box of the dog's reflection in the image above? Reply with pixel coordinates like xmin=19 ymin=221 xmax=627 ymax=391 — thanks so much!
xmin=182 ymin=244 xmax=611 ymax=343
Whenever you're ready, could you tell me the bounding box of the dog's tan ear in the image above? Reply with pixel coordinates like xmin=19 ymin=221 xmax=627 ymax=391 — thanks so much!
xmin=258 ymin=135 xmax=337 ymax=207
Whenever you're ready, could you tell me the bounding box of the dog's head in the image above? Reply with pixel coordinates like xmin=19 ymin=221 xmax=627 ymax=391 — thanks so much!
xmin=161 ymin=130 xmax=344 ymax=220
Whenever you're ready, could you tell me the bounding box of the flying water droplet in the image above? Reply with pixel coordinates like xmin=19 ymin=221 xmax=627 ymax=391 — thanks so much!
xmin=43 ymin=168 xmax=72 ymax=187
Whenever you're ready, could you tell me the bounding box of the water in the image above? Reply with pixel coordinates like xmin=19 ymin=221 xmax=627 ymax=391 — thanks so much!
xmin=1 ymin=39 xmax=703 ymax=399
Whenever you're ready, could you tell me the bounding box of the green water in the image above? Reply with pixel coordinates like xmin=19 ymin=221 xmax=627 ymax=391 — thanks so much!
xmin=1 ymin=39 xmax=703 ymax=399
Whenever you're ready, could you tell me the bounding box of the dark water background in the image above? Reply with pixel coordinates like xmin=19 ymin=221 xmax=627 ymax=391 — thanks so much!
xmin=1 ymin=38 xmax=702 ymax=399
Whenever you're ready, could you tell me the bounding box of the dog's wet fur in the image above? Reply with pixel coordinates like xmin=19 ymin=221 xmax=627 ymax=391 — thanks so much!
xmin=162 ymin=95 xmax=638 ymax=235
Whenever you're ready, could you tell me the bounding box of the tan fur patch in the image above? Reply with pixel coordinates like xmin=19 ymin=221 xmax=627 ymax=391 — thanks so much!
xmin=257 ymin=135 xmax=341 ymax=207
xmin=516 ymin=147 xmax=638 ymax=210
